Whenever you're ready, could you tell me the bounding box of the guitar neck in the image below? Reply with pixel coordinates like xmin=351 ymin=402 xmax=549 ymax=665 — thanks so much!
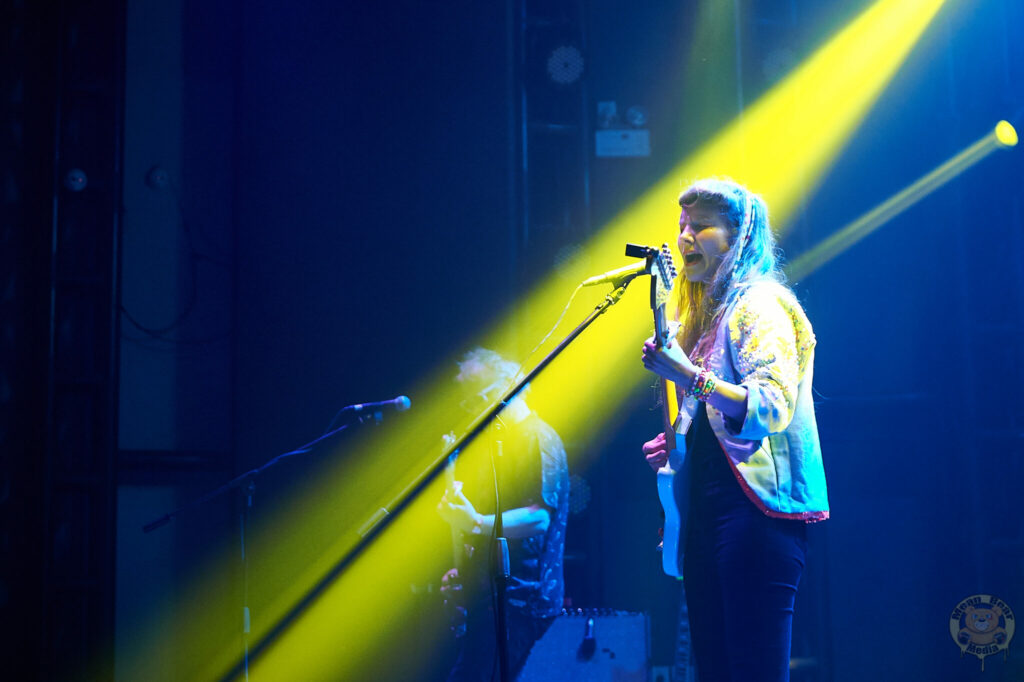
xmin=648 ymin=243 xmax=679 ymax=452
xmin=659 ymin=377 xmax=678 ymax=452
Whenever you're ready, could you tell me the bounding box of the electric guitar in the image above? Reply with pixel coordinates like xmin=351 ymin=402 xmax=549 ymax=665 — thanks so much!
xmin=649 ymin=244 xmax=689 ymax=577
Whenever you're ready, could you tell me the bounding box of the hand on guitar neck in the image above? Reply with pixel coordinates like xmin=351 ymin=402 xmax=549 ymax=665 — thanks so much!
xmin=642 ymin=336 xmax=748 ymax=423
xmin=641 ymin=336 xmax=699 ymax=389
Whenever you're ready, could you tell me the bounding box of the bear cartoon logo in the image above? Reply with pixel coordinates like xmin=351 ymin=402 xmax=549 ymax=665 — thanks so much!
xmin=950 ymin=595 xmax=1015 ymax=671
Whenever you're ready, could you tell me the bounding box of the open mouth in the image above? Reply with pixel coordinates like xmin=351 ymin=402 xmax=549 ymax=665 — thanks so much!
xmin=683 ymin=252 xmax=703 ymax=266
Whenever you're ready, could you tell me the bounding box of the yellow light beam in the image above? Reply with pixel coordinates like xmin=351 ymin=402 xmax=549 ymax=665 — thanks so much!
xmin=118 ymin=1 xmax=950 ymax=679
xmin=786 ymin=120 xmax=1018 ymax=281
xmin=495 ymin=0 xmax=948 ymax=455
xmin=239 ymin=0 xmax=948 ymax=676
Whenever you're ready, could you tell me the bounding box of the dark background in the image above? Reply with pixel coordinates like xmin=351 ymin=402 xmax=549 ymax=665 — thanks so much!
xmin=3 ymin=0 xmax=1022 ymax=680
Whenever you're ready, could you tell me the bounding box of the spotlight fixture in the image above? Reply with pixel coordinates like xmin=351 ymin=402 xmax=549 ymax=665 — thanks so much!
xmin=546 ymin=45 xmax=584 ymax=85
xmin=63 ymin=169 xmax=87 ymax=192
xmin=995 ymin=120 xmax=1018 ymax=147
xmin=145 ymin=165 xmax=171 ymax=190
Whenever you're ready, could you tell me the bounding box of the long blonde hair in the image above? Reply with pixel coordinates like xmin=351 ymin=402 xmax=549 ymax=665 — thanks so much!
xmin=675 ymin=179 xmax=785 ymax=359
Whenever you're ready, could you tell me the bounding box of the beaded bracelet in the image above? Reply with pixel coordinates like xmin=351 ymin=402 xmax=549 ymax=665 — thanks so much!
xmin=687 ymin=367 xmax=717 ymax=402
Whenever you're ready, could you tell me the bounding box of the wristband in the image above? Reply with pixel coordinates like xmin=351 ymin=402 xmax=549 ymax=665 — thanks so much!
xmin=687 ymin=367 xmax=717 ymax=402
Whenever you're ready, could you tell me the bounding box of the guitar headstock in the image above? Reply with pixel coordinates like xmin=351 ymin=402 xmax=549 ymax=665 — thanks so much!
xmin=653 ymin=243 xmax=677 ymax=295
xmin=651 ymin=243 xmax=678 ymax=346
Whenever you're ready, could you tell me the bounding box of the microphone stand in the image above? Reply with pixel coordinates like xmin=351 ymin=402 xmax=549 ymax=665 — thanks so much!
xmin=489 ymin=431 xmax=511 ymax=682
xmin=142 ymin=410 xmax=385 ymax=682
xmin=218 ymin=247 xmax=654 ymax=682
xmin=484 ymin=273 xmax=640 ymax=682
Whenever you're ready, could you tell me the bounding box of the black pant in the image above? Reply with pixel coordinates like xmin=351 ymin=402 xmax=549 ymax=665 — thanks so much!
xmin=683 ymin=500 xmax=807 ymax=682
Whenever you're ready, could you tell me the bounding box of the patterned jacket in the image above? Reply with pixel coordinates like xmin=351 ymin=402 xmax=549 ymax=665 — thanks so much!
xmin=675 ymin=280 xmax=829 ymax=521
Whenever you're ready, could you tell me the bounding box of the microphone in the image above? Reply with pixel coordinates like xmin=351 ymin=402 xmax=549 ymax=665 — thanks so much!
xmin=581 ymin=260 xmax=649 ymax=287
xmin=341 ymin=396 xmax=412 ymax=414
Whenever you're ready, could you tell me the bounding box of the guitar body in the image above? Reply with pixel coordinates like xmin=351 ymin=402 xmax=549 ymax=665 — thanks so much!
xmin=656 ymin=385 xmax=689 ymax=577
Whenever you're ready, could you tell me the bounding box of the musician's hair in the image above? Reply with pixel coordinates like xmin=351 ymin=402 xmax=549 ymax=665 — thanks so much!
xmin=456 ymin=347 xmax=524 ymax=398
xmin=675 ymin=178 xmax=786 ymax=358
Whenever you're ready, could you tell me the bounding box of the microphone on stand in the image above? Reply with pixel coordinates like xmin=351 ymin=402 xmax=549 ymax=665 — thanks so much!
xmin=323 ymin=395 xmax=411 ymax=435
xmin=581 ymin=260 xmax=650 ymax=287
xmin=341 ymin=396 xmax=412 ymax=414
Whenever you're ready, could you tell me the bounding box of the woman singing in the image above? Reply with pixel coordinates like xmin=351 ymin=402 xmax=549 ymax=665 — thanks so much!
xmin=641 ymin=178 xmax=829 ymax=682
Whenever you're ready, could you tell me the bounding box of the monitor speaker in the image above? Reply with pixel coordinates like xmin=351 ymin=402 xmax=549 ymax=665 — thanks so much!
xmin=519 ymin=609 xmax=649 ymax=681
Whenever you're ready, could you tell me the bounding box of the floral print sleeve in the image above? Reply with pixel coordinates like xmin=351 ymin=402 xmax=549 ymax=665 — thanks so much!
xmin=725 ymin=284 xmax=815 ymax=440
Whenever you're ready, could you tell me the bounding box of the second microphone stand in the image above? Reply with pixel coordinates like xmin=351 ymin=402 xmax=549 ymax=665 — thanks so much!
xmin=226 ymin=245 xmax=655 ymax=681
